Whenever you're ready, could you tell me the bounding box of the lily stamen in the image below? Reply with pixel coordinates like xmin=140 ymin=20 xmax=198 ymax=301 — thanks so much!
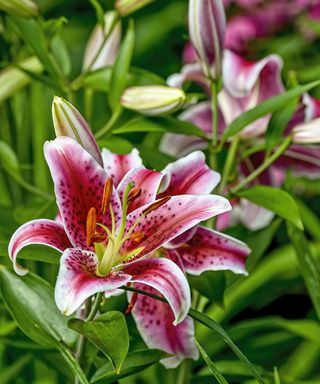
xmin=101 ymin=177 xmax=113 ymax=214
xmin=86 ymin=207 xmax=97 ymax=247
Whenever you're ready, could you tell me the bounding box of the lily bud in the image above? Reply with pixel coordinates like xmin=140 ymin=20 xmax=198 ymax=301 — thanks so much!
xmin=52 ymin=97 xmax=103 ymax=166
xmin=0 ymin=0 xmax=38 ymax=17
xmin=121 ymin=86 xmax=186 ymax=116
xmin=115 ymin=0 xmax=155 ymax=16
xmin=188 ymin=0 xmax=226 ymax=81
xmin=83 ymin=11 xmax=121 ymax=71
xmin=293 ymin=119 xmax=320 ymax=144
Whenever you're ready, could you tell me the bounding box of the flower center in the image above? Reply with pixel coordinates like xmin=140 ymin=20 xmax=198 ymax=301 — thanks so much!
xmin=85 ymin=177 xmax=170 ymax=277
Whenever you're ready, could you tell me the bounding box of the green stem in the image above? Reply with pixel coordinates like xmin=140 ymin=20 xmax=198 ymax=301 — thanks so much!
xmin=209 ymin=81 xmax=219 ymax=169
xmin=218 ymin=136 xmax=240 ymax=194
xmin=176 ymin=360 xmax=191 ymax=384
xmin=95 ymin=106 xmax=122 ymax=139
xmin=231 ymin=136 xmax=292 ymax=194
xmin=87 ymin=292 xmax=103 ymax=321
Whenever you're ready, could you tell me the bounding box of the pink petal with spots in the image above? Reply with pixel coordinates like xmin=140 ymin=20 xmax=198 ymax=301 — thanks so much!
xmin=129 ymin=284 xmax=198 ymax=368
xmin=102 ymin=148 xmax=143 ymax=187
xmin=161 ymin=151 xmax=221 ymax=196
xmin=44 ymin=137 xmax=122 ymax=249
xmin=165 ymin=227 xmax=197 ymax=250
xmin=176 ymin=226 xmax=250 ymax=275
xmin=123 ymin=258 xmax=190 ymax=324
xmin=55 ymin=248 xmax=132 ymax=315
xmin=117 ymin=167 xmax=164 ymax=213
xmin=8 ymin=219 xmax=72 ymax=276
xmin=121 ymin=194 xmax=231 ymax=260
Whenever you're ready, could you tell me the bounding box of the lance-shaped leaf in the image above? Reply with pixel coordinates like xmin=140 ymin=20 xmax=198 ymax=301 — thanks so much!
xmin=236 ymin=186 xmax=303 ymax=230
xmin=68 ymin=311 xmax=129 ymax=374
xmin=0 ymin=0 xmax=38 ymax=17
xmin=52 ymin=97 xmax=103 ymax=166
xmin=121 ymin=85 xmax=186 ymax=116
xmin=188 ymin=0 xmax=226 ymax=80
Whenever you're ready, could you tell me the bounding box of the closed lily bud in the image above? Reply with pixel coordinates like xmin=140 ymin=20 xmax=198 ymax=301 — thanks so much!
xmin=188 ymin=0 xmax=226 ymax=81
xmin=52 ymin=97 xmax=103 ymax=166
xmin=115 ymin=0 xmax=155 ymax=16
xmin=293 ymin=119 xmax=320 ymax=144
xmin=83 ymin=11 xmax=121 ymax=71
xmin=121 ymin=86 xmax=187 ymax=116
xmin=0 ymin=0 xmax=38 ymax=17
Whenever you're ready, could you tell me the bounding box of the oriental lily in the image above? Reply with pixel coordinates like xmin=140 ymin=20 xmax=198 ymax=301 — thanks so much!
xmin=106 ymin=149 xmax=250 ymax=367
xmin=8 ymin=136 xmax=232 ymax=323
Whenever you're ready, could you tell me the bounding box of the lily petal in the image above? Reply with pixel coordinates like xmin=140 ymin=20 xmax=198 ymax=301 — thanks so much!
xmin=161 ymin=151 xmax=221 ymax=196
xmin=117 ymin=167 xmax=164 ymax=212
xmin=175 ymin=226 xmax=250 ymax=275
xmin=223 ymin=50 xmax=284 ymax=98
xmin=102 ymin=148 xmax=143 ymax=187
xmin=121 ymin=195 xmax=231 ymax=260
xmin=124 ymin=257 xmax=191 ymax=324
xmin=44 ymin=137 xmax=122 ymax=249
xmin=129 ymin=284 xmax=198 ymax=368
xmin=55 ymin=248 xmax=132 ymax=315
xmin=8 ymin=219 xmax=72 ymax=276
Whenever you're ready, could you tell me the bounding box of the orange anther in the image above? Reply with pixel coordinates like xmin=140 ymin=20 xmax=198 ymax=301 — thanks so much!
xmin=86 ymin=207 xmax=97 ymax=247
xmin=125 ymin=292 xmax=138 ymax=315
xmin=130 ymin=231 xmax=145 ymax=242
xmin=101 ymin=177 xmax=113 ymax=214
xmin=142 ymin=196 xmax=171 ymax=215
xmin=128 ymin=187 xmax=142 ymax=202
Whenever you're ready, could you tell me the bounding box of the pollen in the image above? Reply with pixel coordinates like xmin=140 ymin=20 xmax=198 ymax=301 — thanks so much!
xmin=130 ymin=231 xmax=145 ymax=242
xmin=101 ymin=177 xmax=113 ymax=214
xmin=86 ymin=207 xmax=97 ymax=247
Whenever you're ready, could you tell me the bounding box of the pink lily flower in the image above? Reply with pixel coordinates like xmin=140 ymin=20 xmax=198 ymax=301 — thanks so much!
xmin=163 ymin=49 xmax=284 ymax=157
xmin=8 ymin=137 xmax=232 ymax=322
xmin=119 ymin=150 xmax=250 ymax=367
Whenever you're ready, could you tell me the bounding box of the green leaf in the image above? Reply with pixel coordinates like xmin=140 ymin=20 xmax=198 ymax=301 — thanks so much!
xmin=113 ymin=116 xmax=207 ymax=138
xmin=90 ymin=349 xmax=168 ymax=383
xmin=0 ymin=241 xmax=60 ymax=264
xmin=0 ymin=268 xmax=89 ymax=384
xmin=296 ymin=199 xmax=320 ymax=240
xmin=0 ymin=57 xmax=43 ymax=103
xmin=195 ymin=339 xmax=229 ymax=384
xmin=286 ymin=223 xmax=320 ymax=320
xmin=265 ymin=96 xmax=298 ymax=152
xmin=0 ymin=140 xmax=20 ymax=178
xmin=189 ymin=271 xmax=226 ymax=306
xmin=222 ymin=79 xmax=320 ymax=141
xmin=189 ymin=308 xmax=265 ymax=384
xmin=8 ymin=16 xmax=63 ymax=86
xmin=108 ymin=19 xmax=135 ymax=110
xmin=69 ymin=311 xmax=129 ymax=374
xmin=0 ymin=354 xmax=32 ymax=384
xmin=0 ymin=268 xmax=75 ymax=347
xmin=274 ymin=367 xmax=281 ymax=384
xmin=89 ymin=0 xmax=105 ymax=27
xmin=236 ymin=186 xmax=303 ymax=230
xmin=97 ymin=136 xmax=133 ymax=154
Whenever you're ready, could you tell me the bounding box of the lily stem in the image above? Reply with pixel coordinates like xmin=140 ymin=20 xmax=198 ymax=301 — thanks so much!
xmin=218 ymin=136 xmax=240 ymax=194
xmin=87 ymin=292 xmax=103 ymax=321
xmin=95 ymin=105 xmax=122 ymax=139
xmin=210 ymin=81 xmax=219 ymax=169
xmin=231 ymin=135 xmax=292 ymax=194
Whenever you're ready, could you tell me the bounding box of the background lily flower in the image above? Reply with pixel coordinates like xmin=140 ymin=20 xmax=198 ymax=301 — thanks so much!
xmin=82 ymin=11 xmax=121 ymax=71
xmin=8 ymin=137 xmax=231 ymax=319
xmin=0 ymin=0 xmax=38 ymax=17
xmin=188 ymin=0 xmax=226 ymax=80
xmin=121 ymin=85 xmax=187 ymax=115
